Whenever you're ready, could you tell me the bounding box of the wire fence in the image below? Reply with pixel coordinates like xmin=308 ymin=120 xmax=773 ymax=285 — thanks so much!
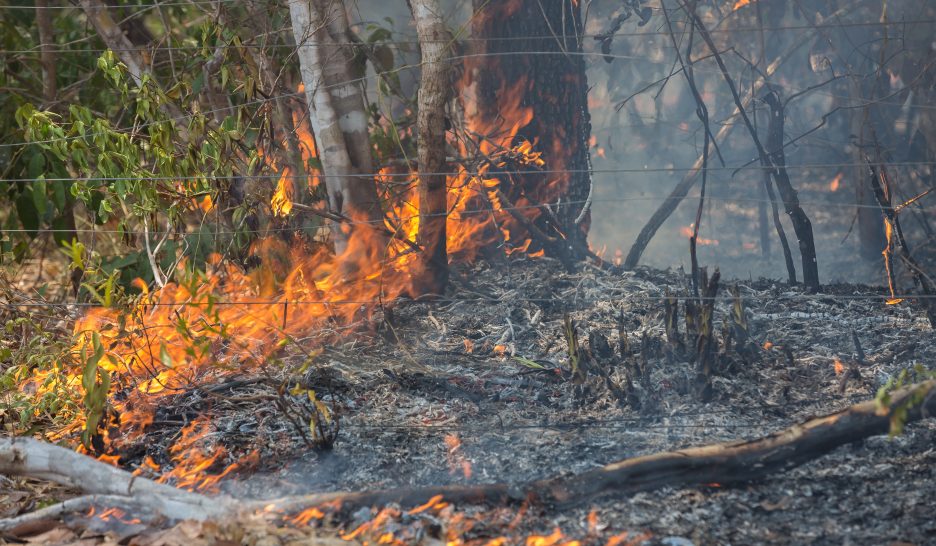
xmin=3 ymin=26 xmax=935 ymax=150
xmin=1 ymin=190 xmax=934 ymax=238
xmin=4 ymin=17 xmax=935 ymax=53
xmin=3 ymin=160 xmax=936 ymax=183
xmin=3 ymin=292 xmax=933 ymax=309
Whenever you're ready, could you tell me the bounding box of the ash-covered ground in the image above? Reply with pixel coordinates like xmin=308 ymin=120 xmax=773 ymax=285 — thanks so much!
xmin=118 ymin=258 xmax=936 ymax=545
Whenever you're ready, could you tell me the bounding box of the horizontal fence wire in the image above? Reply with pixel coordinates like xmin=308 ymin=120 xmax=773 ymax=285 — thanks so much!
xmin=3 ymin=161 xmax=936 ymax=183
xmin=1 ymin=294 xmax=931 ymax=309
xmin=136 ymin=389 xmax=873 ymax=436
xmin=2 ymin=40 xmax=934 ymax=149
xmin=2 ymin=16 xmax=934 ymax=52
xmin=1 ymin=193 xmax=934 ymax=237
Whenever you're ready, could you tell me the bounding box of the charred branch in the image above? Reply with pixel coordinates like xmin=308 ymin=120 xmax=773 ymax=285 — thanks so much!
xmin=867 ymin=162 xmax=936 ymax=327
xmin=677 ymin=0 xmax=819 ymax=291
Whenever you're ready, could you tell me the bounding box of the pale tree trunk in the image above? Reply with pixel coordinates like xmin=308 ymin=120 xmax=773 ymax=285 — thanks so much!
xmin=288 ymin=0 xmax=385 ymax=255
xmin=411 ymin=0 xmax=452 ymax=294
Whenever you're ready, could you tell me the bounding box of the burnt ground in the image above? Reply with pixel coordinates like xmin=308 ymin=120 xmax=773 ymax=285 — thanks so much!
xmin=5 ymin=258 xmax=936 ymax=545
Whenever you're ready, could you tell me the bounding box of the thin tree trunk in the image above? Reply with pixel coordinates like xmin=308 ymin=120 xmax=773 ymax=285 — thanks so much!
xmin=624 ymin=35 xmax=813 ymax=270
xmin=35 ymin=0 xmax=56 ymax=105
xmin=36 ymin=0 xmax=79 ymax=252
xmin=411 ymin=0 xmax=452 ymax=294
xmin=288 ymin=0 xmax=385 ymax=255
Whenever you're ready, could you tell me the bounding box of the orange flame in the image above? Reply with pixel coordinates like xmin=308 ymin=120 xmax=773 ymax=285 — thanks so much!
xmin=828 ymin=172 xmax=843 ymax=192
xmin=833 ymin=359 xmax=845 ymax=375
xmin=21 ymin=12 xmax=584 ymax=492
xmin=680 ymin=225 xmax=719 ymax=246
xmin=444 ymin=434 xmax=472 ymax=479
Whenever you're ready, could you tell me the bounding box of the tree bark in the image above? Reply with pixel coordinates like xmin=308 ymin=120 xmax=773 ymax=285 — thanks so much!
xmin=411 ymin=0 xmax=452 ymax=294
xmin=35 ymin=0 xmax=57 ymax=105
xmin=288 ymin=0 xmax=385 ymax=255
xmin=468 ymin=0 xmax=592 ymax=261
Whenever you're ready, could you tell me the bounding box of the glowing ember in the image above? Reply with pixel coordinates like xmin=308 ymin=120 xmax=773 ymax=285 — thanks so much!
xmin=680 ymin=225 xmax=719 ymax=246
xmin=407 ymin=495 xmax=449 ymax=515
xmin=833 ymin=359 xmax=845 ymax=376
xmin=444 ymin=433 xmax=473 ymax=479
xmin=828 ymin=172 xmax=843 ymax=192
xmin=732 ymin=0 xmax=753 ymax=10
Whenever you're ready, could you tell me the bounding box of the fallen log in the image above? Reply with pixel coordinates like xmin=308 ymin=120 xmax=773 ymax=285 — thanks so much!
xmin=2 ymin=380 xmax=934 ymax=530
xmin=0 ymin=438 xmax=236 ymax=524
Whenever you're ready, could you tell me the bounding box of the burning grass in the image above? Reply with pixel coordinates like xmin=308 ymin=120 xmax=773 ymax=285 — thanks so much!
xmin=9 ymin=47 xmax=575 ymax=493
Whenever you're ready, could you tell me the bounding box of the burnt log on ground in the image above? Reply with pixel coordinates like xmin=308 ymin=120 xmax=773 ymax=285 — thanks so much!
xmin=2 ymin=379 xmax=934 ymax=532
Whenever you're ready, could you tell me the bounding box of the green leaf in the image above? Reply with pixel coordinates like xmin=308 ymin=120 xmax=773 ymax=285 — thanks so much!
xmin=27 ymin=152 xmax=45 ymax=179
xmin=512 ymin=356 xmax=546 ymax=369
xmin=31 ymin=178 xmax=48 ymax=218
xmin=159 ymin=343 xmax=174 ymax=369
xmin=52 ymin=181 xmax=67 ymax=213
xmin=14 ymin=192 xmax=40 ymax=237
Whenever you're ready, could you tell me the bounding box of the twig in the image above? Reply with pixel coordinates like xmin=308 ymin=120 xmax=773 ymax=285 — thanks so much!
xmin=680 ymin=2 xmax=819 ymax=291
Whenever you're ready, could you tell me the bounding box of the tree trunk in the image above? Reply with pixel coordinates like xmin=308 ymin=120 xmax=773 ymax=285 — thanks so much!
xmin=411 ymin=0 xmax=452 ymax=294
xmin=468 ymin=0 xmax=593 ymax=261
xmin=288 ymin=0 xmax=385 ymax=255
xmin=35 ymin=0 xmax=57 ymax=105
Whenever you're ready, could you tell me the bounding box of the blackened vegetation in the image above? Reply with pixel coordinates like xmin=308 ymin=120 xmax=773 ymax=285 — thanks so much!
xmin=761 ymin=92 xmax=820 ymax=292
xmin=469 ymin=0 xmax=592 ymax=262
xmin=593 ymin=0 xmax=652 ymax=63
xmin=867 ymin=161 xmax=936 ymax=327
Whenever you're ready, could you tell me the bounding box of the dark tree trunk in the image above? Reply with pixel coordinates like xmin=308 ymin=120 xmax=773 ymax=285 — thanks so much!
xmin=469 ymin=0 xmax=592 ymax=261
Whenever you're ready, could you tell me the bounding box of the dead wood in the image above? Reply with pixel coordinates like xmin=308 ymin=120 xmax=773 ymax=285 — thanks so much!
xmin=0 ymin=438 xmax=236 ymax=526
xmin=678 ymin=1 xmax=819 ymax=291
xmin=761 ymin=92 xmax=820 ymax=291
xmin=529 ymin=378 xmax=936 ymax=507
xmin=867 ymin=162 xmax=936 ymax=327
xmin=3 ymin=380 xmax=934 ymax=530
xmin=623 ymin=52 xmax=785 ymax=270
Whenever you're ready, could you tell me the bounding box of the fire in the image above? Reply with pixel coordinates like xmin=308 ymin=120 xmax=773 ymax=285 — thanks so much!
xmin=156 ymin=416 xmax=256 ymax=492
xmin=88 ymin=506 xmax=142 ymax=525
xmin=732 ymin=0 xmax=753 ymax=10
xmin=828 ymin=172 xmax=843 ymax=192
xmin=444 ymin=433 xmax=472 ymax=479
xmin=271 ymin=171 xmax=294 ymax=217
xmin=291 ymin=506 xmax=326 ymax=526
xmin=833 ymin=359 xmax=845 ymax=375
xmin=408 ymin=495 xmax=449 ymax=515
xmin=285 ymin=496 xmax=651 ymax=546
xmin=18 ymin=0 xmax=582 ymax=497
xmin=680 ymin=225 xmax=719 ymax=246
